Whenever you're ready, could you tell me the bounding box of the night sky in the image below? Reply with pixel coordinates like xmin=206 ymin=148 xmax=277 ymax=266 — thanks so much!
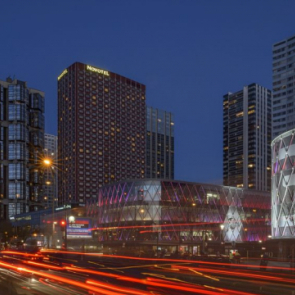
xmin=1 ymin=0 xmax=295 ymax=184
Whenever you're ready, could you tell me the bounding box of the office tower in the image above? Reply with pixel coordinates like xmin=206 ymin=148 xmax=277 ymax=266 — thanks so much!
xmin=273 ymin=34 xmax=295 ymax=138
xmin=58 ymin=62 xmax=146 ymax=205
xmin=0 ymin=78 xmax=45 ymax=220
xmin=223 ymin=83 xmax=272 ymax=191
xmin=146 ymin=107 xmax=174 ymax=179
xmin=44 ymin=133 xmax=58 ymax=208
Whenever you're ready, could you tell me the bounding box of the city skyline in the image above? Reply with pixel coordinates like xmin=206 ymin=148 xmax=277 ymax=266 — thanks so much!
xmin=1 ymin=1 xmax=295 ymax=185
xmin=1 ymin=3 xmax=295 ymax=289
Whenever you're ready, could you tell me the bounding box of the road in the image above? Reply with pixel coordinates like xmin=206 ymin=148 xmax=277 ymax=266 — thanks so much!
xmin=0 ymin=250 xmax=294 ymax=295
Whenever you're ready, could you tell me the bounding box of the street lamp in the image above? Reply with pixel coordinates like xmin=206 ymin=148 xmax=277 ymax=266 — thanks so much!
xmin=43 ymin=157 xmax=56 ymax=248
xmin=69 ymin=216 xmax=75 ymax=223
xmin=14 ymin=194 xmax=20 ymax=237
xmin=66 ymin=215 xmax=75 ymax=250
xmin=43 ymin=159 xmax=52 ymax=166
xmin=15 ymin=194 xmax=20 ymax=215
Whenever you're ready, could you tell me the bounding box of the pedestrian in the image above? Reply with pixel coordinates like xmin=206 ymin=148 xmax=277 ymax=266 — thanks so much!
xmin=229 ymin=251 xmax=234 ymax=263
xmin=260 ymin=253 xmax=269 ymax=271
xmin=235 ymin=250 xmax=241 ymax=264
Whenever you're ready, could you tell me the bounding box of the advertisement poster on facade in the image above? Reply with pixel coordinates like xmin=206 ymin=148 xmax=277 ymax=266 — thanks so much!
xmin=67 ymin=218 xmax=92 ymax=239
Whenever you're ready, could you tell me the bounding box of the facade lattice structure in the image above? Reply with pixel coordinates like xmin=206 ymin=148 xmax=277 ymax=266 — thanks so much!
xmin=87 ymin=180 xmax=270 ymax=247
xmin=272 ymin=129 xmax=295 ymax=238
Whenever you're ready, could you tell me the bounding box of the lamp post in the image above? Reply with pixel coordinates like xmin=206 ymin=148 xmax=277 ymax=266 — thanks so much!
xmin=66 ymin=215 xmax=75 ymax=251
xmin=220 ymin=224 xmax=224 ymax=242
xmin=14 ymin=193 xmax=20 ymax=237
xmin=190 ymin=203 xmax=196 ymax=255
xmin=220 ymin=224 xmax=224 ymax=254
xmin=152 ymin=221 xmax=160 ymax=257
xmin=15 ymin=193 xmax=20 ymax=216
xmin=43 ymin=158 xmax=56 ymax=248
xmin=202 ymin=230 xmax=207 ymax=255
xmin=60 ymin=220 xmax=67 ymax=249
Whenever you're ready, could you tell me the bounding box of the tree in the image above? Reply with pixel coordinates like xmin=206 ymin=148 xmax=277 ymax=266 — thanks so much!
xmin=0 ymin=220 xmax=13 ymax=242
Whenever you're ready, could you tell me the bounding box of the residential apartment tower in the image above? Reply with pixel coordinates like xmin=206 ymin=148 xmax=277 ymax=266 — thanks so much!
xmin=223 ymin=83 xmax=272 ymax=191
xmin=273 ymin=34 xmax=295 ymax=138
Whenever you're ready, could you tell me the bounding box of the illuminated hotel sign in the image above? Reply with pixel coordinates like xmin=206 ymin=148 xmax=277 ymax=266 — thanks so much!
xmin=86 ymin=65 xmax=109 ymax=76
xmin=57 ymin=69 xmax=68 ymax=81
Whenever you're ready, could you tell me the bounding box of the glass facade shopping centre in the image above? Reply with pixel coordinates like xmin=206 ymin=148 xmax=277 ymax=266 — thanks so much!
xmin=87 ymin=179 xmax=270 ymax=253
xmin=271 ymin=129 xmax=295 ymax=239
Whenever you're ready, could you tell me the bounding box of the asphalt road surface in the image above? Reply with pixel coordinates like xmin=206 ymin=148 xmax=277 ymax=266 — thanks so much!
xmin=0 ymin=250 xmax=294 ymax=295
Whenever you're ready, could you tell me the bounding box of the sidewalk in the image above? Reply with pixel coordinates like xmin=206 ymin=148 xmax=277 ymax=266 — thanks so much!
xmin=242 ymin=258 xmax=293 ymax=271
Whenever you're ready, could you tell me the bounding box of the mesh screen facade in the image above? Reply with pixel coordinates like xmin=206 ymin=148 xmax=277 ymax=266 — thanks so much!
xmin=271 ymin=129 xmax=295 ymax=238
xmin=87 ymin=180 xmax=270 ymax=246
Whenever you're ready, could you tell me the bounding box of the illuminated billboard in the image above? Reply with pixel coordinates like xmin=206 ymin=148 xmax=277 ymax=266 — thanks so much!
xmin=67 ymin=218 xmax=92 ymax=239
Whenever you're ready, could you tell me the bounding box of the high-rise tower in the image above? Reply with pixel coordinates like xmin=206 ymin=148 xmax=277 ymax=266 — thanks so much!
xmin=146 ymin=107 xmax=174 ymax=179
xmin=58 ymin=62 xmax=146 ymax=205
xmin=273 ymin=34 xmax=295 ymax=138
xmin=0 ymin=78 xmax=45 ymax=220
xmin=223 ymin=83 xmax=272 ymax=191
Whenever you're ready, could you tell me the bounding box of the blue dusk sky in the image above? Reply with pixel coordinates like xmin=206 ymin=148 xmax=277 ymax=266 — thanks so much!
xmin=1 ymin=0 xmax=295 ymax=184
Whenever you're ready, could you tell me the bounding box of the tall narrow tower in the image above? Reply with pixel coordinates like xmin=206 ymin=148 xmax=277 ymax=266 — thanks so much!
xmin=272 ymin=34 xmax=295 ymax=138
xmin=223 ymin=83 xmax=272 ymax=191
xmin=44 ymin=133 xmax=58 ymax=208
xmin=146 ymin=107 xmax=174 ymax=179
xmin=0 ymin=78 xmax=45 ymax=220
